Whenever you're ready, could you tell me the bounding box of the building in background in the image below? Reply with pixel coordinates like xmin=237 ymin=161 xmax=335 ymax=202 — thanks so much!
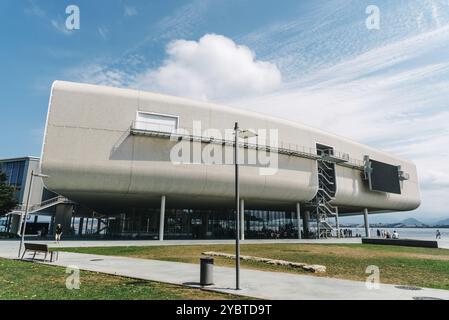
xmin=0 ymin=157 xmax=48 ymax=234
xmin=0 ymin=157 xmax=86 ymax=237
xmin=0 ymin=156 xmax=120 ymax=239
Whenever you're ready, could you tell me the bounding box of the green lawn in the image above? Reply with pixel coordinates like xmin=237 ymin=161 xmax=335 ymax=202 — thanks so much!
xmin=58 ymin=243 xmax=449 ymax=290
xmin=0 ymin=258 xmax=249 ymax=300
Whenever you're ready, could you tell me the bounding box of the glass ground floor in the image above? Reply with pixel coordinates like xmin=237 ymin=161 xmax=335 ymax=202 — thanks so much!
xmin=107 ymin=208 xmax=300 ymax=240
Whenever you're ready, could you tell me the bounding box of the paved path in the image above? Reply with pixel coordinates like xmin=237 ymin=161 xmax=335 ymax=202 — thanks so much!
xmin=0 ymin=238 xmax=362 ymax=248
xmin=2 ymin=237 xmax=448 ymax=248
xmin=1 ymin=241 xmax=449 ymax=300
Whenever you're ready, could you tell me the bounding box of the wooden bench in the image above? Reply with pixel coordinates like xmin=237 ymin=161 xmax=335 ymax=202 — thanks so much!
xmin=21 ymin=243 xmax=58 ymax=262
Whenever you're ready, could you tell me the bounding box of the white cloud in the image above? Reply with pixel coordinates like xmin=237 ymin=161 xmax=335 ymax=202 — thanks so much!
xmin=124 ymin=6 xmax=138 ymax=17
xmin=98 ymin=27 xmax=109 ymax=40
xmin=24 ymin=1 xmax=73 ymax=36
xmin=51 ymin=19 xmax=72 ymax=36
xmin=233 ymin=24 xmax=449 ymax=218
xmin=66 ymin=63 xmax=131 ymax=88
xmin=24 ymin=0 xmax=45 ymax=18
xmin=132 ymin=34 xmax=282 ymax=101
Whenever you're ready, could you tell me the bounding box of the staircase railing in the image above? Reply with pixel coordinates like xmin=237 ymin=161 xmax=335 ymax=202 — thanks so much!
xmin=9 ymin=196 xmax=71 ymax=215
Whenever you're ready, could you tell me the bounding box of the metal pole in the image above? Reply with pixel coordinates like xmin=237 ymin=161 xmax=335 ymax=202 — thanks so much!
xmin=240 ymin=199 xmax=245 ymax=241
xmin=234 ymin=122 xmax=240 ymax=290
xmin=18 ymin=171 xmax=34 ymax=258
xmin=304 ymin=211 xmax=310 ymax=239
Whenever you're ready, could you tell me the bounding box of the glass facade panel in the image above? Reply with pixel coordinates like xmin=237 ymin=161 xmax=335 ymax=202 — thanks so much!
xmin=0 ymin=160 xmax=26 ymax=200
xmin=107 ymin=207 xmax=300 ymax=240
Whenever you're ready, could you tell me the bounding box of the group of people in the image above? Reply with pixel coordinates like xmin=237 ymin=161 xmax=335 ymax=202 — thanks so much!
xmin=376 ymin=229 xmax=399 ymax=239
xmin=338 ymin=229 xmax=363 ymax=238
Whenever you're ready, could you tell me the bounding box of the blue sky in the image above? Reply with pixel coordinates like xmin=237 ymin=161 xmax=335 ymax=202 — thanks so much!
xmin=1 ymin=0 xmax=449 ymax=222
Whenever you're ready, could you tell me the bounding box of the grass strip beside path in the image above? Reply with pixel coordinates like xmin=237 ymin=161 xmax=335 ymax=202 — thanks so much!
xmin=0 ymin=258 xmax=250 ymax=300
xmin=58 ymin=243 xmax=449 ymax=290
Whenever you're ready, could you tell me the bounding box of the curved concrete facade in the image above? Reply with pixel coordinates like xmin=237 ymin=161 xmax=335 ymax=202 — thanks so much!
xmin=41 ymin=81 xmax=420 ymax=215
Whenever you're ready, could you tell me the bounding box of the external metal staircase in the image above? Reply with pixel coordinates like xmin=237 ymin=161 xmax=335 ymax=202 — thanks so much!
xmin=306 ymin=147 xmax=341 ymax=239
xmin=7 ymin=196 xmax=72 ymax=216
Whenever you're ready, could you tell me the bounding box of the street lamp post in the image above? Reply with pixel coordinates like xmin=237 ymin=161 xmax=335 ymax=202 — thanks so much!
xmin=18 ymin=171 xmax=49 ymax=258
xmin=234 ymin=122 xmax=257 ymax=290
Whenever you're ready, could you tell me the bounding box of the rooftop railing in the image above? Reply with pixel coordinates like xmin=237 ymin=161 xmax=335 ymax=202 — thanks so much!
xmin=129 ymin=121 xmax=365 ymax=170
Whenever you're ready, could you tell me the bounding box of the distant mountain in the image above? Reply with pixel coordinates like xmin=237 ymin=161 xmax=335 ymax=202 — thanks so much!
xmin=435 ymin=218 xmax=449 ymax=226
xmin=398 ymin=218 xmax=427 ymax=227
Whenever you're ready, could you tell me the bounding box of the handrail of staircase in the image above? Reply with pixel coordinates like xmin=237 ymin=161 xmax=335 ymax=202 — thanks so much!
xmin=318 ymin=182 xmax=334 ymax=195
xmin=318 ymin=172 xmax=335 ymax=185
xmin=318 ymin=167 xmax=333 ymax=180
xmin=13 ymin=196 xmax=71 ymax=214
xmin=319 ymin=160 xmax=334 ymax=170
xmin=317 ymin=188 xmax=335 ymax=201
xmin=29 ymin=196 xmax=64 ymax=211
xmin=318 ymin=203 xmax=337 ymax=216
xmin=318 ymin=198 xmax=337 ymax=211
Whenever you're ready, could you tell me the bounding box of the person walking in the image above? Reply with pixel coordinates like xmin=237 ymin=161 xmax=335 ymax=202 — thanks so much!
xmin=436 ymin=230 xmax=442 ymax=239
xmin=55 ymin=224 xmax=63 ymax=243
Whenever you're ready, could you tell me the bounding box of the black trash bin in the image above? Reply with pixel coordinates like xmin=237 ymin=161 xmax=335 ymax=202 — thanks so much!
xmin=200 ymin=257 xmax=214 ymax=286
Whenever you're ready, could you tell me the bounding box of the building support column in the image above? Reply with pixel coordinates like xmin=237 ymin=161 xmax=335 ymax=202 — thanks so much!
xmin=55 ymin=204 xmax=73 ymax=237
xmin=296 ymin=203 xmax=302 ymax=239
xmin=10 ymin=214 xmax=21 ymax=235
xmin=49 ymin=215 xmax=55 ymax=235
xmin=363 ymin=208 xmax=370 ymax=238
xmin=78 ymin=218 xmax=84 ymax=236
xmin=335 ymin=207 xmax=340 ymax=239
xmin=120 ymin=214 xmax=126 ymax=233
xmin=240 ymin=199 xmax=245 ymax=241
xmin=159 ymin=195 xmax=166 ymax=241
xmin=6 ymin=214 xmax=12 ymax=233
xmin=303 ymin=211 xmax=310 ymax=239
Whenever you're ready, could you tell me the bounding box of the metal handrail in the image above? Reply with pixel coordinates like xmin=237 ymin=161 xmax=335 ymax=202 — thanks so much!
xmin=318 ymin=167 xmax=333 ymax=180
xmin=129 ymin=122 xmax=366 ymax=169
xmin=318 ymin=202 xmax=337 ymax=215
xmin=318 ymin=180 xmax=334 ymax=194
xmin=319 ymin=160 xmax=334 ymax=170
xmin=317 ymin=188 xmax=335 ymax=201
xmin=318 ymin=172 xmax=335 ymax=185
xmin=11 ymin=196 xmax=70 ymax=214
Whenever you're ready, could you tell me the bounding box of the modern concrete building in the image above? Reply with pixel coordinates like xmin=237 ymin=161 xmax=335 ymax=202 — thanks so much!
xmin=37 ymin=80 xmax=420 ymax=240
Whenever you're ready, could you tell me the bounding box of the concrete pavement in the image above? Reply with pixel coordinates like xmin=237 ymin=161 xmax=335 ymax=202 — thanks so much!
xmin=0 ymin=238 xmax=362 ymax=248
xmin=2 ymin=237 xmax=448 ymax=248
xmin=1 ymin=240 xmax=449 ymax=300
